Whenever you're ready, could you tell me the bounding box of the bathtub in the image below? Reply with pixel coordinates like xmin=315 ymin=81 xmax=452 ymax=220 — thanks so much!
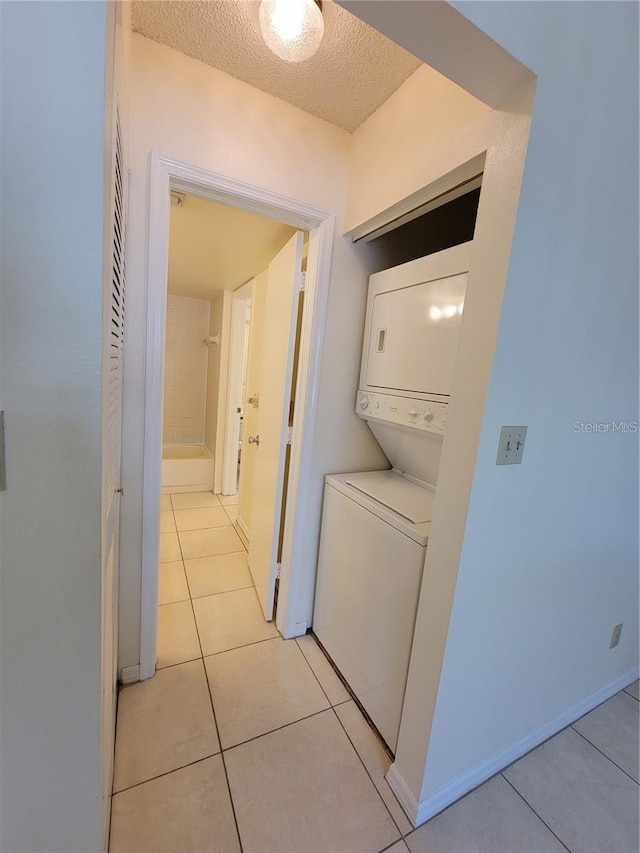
xmin=161 ymin=444 xmax=214 ymax=494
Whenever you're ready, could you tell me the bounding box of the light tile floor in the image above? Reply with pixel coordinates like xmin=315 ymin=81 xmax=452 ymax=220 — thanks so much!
xmin=111 ymin=491 xmax=640 ymax=852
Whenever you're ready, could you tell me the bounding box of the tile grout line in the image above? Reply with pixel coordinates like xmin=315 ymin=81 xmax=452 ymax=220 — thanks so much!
xmin=178 ymin=522 xmax=241 ymax=533
xmin=378 ymin=840 xmax=408 ymax=853
xmin=500 ymin=773 xmax=572 ymax=852
xmin=294 ymin=637 xmax=408 ymax=840
xmin=305 ymin=634 xmax=397 ymax=763
xmin=570 ymin=724 xmax=639 ymax=785
xmin=122 ymin=500 xmax=249 ymax=838
xmin=169 ymin=492 xmax=223 ymax=512
xmin=623 ymin=685 xmax=639 ymax=702
xmin=112 ymin=751 xmax=222 ymax=797
xmin=294 ymin=637 xmax=337 ymax=708
xmin=328 ymin=702 xmax=409 ymax=841
xmin=157 ymin=593 xmax=190 ymax=606
xmin=200 ymin=675 xmax=246 ymax=853
xmin=155 ymin=654 xmax=202 ymax=672
xmin=294 ymin=638 xmax=357 ymax=713
xmin=179 ymin=544 xmax=398 ymax=826
xmin=161 ymin=502 xmax=407 ymax=848
xmin=177 ymin=514 xmax=246 ymax=853
xmin=190 ymin=583 xmax=254 ymax=601
xmin=157 ymin=581 xmax=256 ymax=610
xmin=111 ymin=499 xmax=199 ymax=811
xmin=202 ymin=633 xmax=283 ymax=662
xmin=192 ymin=581 xmax=258 ymax=602
xmin=220 ymin=706 xmax=332 ymax=753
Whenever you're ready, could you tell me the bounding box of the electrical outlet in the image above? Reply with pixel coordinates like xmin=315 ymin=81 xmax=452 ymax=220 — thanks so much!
xmin=496 ymin=425 xmax=527 ymax=465
xmin=610 ymin=623 xmax=623 ymax=649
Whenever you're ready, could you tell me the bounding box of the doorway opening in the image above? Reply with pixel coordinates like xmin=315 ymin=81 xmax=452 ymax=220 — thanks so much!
xmin=140 ymin=155 xmax=334 ymax=680
xmin=157 ymin=189 xmax=309 ymax=666
xmin=141 ymin=155 xmax=485 ymax=680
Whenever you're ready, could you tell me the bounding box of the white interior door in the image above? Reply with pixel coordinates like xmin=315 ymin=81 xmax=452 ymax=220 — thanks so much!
xmin=237 ymin=272 xmax=267 ymax=536
xmin=248 ymin=231 xmax=304 ymax=619
xmin=222 ymin=282 xmax=252 ymax=495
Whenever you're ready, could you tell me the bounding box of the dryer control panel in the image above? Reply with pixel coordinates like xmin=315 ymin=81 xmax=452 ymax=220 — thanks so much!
xmin=356 ymin=390 xmax=448 ymax=435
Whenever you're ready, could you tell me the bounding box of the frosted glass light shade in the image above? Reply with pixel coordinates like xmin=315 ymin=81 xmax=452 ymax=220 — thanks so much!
xmin=259 ymin=0 xmax=324 ymax=63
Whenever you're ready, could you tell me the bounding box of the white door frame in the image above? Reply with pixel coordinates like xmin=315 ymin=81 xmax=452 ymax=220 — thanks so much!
xmin=140 ymin=152 xmax=335 ymax=679
xmin=222 ymin=280 xmax=253 ymax=495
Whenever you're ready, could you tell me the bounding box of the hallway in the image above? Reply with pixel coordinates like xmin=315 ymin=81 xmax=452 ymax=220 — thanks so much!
xmin=109 ymin=491 xmax=639 ymax=852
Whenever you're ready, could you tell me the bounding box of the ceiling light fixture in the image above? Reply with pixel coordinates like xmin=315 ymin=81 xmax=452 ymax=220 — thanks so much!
xmin=259 ymin=0 xmax=324 ymax=63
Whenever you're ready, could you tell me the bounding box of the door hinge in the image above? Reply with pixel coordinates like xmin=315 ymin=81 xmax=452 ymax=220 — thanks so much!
xmin=276 ymin=562 xmax=281 ymax=578
xmin=286 ymin=427 xmax=293 ymax=445
xmin=300 ymin=271 xmax=306 ymax=292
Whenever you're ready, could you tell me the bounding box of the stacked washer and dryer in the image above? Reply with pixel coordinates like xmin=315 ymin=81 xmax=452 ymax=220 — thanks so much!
xmin=313 ymin=240 xmax=472 ymax=753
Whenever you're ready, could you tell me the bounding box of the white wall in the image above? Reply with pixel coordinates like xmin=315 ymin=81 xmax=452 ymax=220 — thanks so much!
xmin=421 ymin=0 xmax=639 ymax=802
xmin=163 ymin=295 xmax=210 ymax=444
xmin=341 ymin=12 xmax=535 ymax=806
xmin=344 ymin=0 xmax=638 ymax=817
xmin=118 ymin=34 xmax=387 ymax=670
xmin=0 ymin=2 xmax=109 ymax=850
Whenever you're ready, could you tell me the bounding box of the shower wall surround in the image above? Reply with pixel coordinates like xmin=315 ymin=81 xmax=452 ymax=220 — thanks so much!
xmin=163 ymin=294 xmax=210 ymax=444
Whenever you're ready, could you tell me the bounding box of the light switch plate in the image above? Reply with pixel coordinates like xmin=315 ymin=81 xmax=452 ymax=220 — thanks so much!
xmin=496 ymin=425 xmax=527 ymax=465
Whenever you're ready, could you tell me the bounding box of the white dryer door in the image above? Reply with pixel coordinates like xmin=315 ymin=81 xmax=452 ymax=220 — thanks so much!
xmin=366 ymin=272 xmax=467 ymax=396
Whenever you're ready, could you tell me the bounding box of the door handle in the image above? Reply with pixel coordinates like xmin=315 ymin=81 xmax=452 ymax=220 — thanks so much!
xmin=248 ymin=435 xmax=260 ymax=446
xmin=248 ymin=396 xmax=259 ymax=409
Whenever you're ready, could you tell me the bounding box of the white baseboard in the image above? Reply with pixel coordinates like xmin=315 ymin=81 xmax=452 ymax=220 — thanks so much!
xmin=235 ymin=516 xmax=249 ymax=548
xmin=388 ymin=666 xmax=639 ymax=828
xmin=119 ymin=664 xmax=140 ymax=684
xmin=161 ymin=483 xmax=214 ymax=495
xmin=386 ymin=763 xmax=419 ymax=825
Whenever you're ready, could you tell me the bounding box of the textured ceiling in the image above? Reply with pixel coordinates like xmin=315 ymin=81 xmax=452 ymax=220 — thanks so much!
xmin=131 ymin=0 xmax=422 ymax=132
xmin=168 ymin=193 xmax=296 ymax=298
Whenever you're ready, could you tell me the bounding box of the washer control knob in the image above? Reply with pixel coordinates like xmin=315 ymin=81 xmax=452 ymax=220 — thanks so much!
xmin=408 ymin=408 xmax=418 ymax=420
xmin=359 ymin=395 xmax=370 ymax=411
xmin=424 ymin=410 xmax=434 ymax=423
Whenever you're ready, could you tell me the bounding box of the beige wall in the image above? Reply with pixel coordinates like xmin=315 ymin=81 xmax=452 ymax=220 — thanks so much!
xmin=237 ymin=272 xmax=268 ymax=535
xmin=346 ymin=64 xmax=491 ymax=232
xmin=204 ymin=294 xmax=224 ymax=457
xmin=163 ymin=294 xmax=210 ymax=444
xmin=119 ymin=34 xmax=388 ymax=670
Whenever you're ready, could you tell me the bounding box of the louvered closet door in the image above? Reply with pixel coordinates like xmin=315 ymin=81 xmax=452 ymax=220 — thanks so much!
xmin=105 ymin=109 xmax=125 ymax=515
xmin=101 ymin=102 xmax=126 ymax=830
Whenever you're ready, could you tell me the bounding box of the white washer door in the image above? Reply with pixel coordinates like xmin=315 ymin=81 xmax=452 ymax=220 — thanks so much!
xmin=344 ymin=470 xmax=434 ymax=524
xmin=313 ymin=483 xmax=425 ymax=751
